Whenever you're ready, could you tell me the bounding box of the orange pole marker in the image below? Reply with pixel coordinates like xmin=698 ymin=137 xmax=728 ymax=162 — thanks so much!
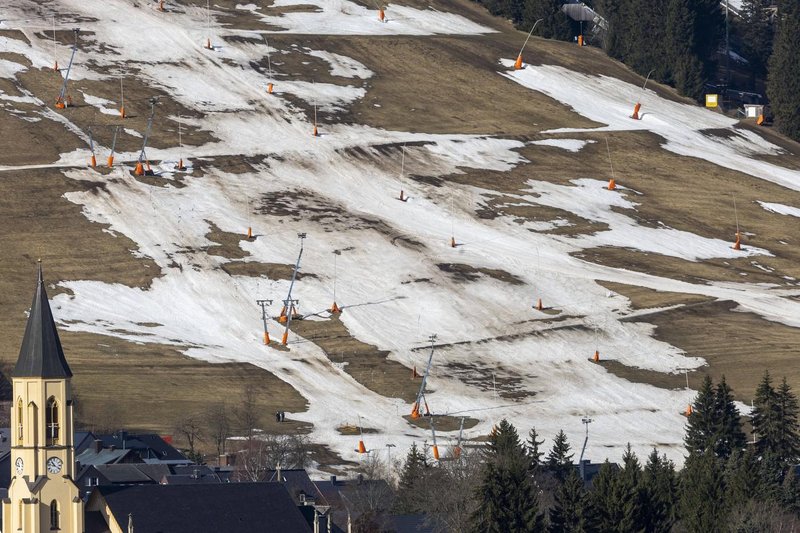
xmin=159 ymin=0 xmax=165 ymax=11
xmin=54 ymin=61 xmax=59 ymax=71
xmin=607 ymin=178 xmax=616 ymax=190
xmin=685 ymin=404 xmax=693 ymax=416
xmin=410 ymin=403 xmax=420 ymax=419
xmin=757 ymin=114 xmax=765 ymax=126
xmin=134 ymin=162 xmax=144 ymax=176
xmin=263 ymin=331 xmax=270 ymax=345
xmin=281 ymin=330 xmax=288 ymax=346
xmin=379 ymin=8 xmax=385 ymax=22
xmin=247 ymin=227 xmax=253 ymax=239
xmin=107 ymin=155 xmax=114 ymax=168
xmin=631 ymin=102 xmax=641 ymax=120
xmin=357 ymin=440 xmax=367 ymax=454
xmin=514 ymin=53 xmax=523 ymax=70
xmin=267 ymin=82 xmax=273 ymax=94
xmin=120 ymin=106 xmax=126 ymax=119
xmin=536 ymin=298 xmax=543 ymax=311
xmin=313 ymin=125 xmax=319 ymax=137
xmin=453 ymin=446 xmax=461 ymax=459
xmin=577 ymin=35 xmax=584 ymax=47
xmin=432 ymin=445 xmax=440 ymax=460
xmin=399 ymin=190 xmax=405 ymax=201
xmin=177 ymin=159 xmax=186 ymax=171
xmin=90 ymin=154 xmax=96 ymax=168
xmin=593 ymin=350 xmax=600 ymax=363
xmin=206 ymin=38 xmax=212 ymax=50
xmin=733 ymin=232 xmax=741 ymax=251
xmin=330 ymin=301 xmax=340 ymax=314
xmin=55 ymin=97 xmax=65 ymax=109
xmin=450 ymin=236 xmax=456 ymax=248
xmin=412 ymin=366 xmax=418 ymax=379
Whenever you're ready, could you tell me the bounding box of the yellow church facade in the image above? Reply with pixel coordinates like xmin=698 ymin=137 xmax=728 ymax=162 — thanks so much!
xmin=2 ymin=264 xmax=83 ymax=533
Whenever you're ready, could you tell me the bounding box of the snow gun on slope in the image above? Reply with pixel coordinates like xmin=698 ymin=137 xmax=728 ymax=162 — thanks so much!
xmin=411 ymin=334 xmax=437 ymax=419
xmin=55 ymin=28 xmax=79 ymax=109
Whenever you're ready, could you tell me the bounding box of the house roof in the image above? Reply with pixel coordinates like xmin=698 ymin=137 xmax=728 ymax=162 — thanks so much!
xmin=12 ymin=263 xmax=72 ymax=379
xmin=97 ymin=432 xmax=189 ymax=463
xmin=92 ymin=482 xmax=311 ymax=533
xmin=77 ymin=447 xmax=140 ymax=466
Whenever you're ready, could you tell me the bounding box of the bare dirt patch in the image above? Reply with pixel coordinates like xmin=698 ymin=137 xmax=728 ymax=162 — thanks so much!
xmin=288 ymin=314 xmax=419 ymax=402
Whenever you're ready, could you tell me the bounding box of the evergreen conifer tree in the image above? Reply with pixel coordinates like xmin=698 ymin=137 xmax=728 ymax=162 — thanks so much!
xmin=642 ymin=449 xmax=678 ymax=533
xmin=547 ymin=429 xmax=575 ymax=480
xmin=589 ymin=460 xmax=622 ymax=531
xmin=394 ymin=443 xmax=429 ymax=513
xmin=685 ymin=375 xmax=718 ymax=456
xmin=520 ymin=0 xmax=574 ymax=41
xmin=549 ymin=469 xmax=594 ymax=533
xmin=528 ymin=427 xmax=545 ymax=470
xmin=666 ymin=0 xmax=706 ymax=100
xmin=753 ymin=370 xmax=780 ymax=456
xmin=713 ymin=375 xmax=746 ymax=459
xmin=739 ymin=0 xmax=775 ymax=77
xmin=775 ymin=377 xmax=800 ymax=465
xmin=470 ymin=419 xmax=544 ymax=532
xmin=679 ymin=449 xmax=728 ymax=533
xmin=767 ymin=0 xmax=800 ymax=141
xmin=615 ymin=445 xmax=647 ymax=532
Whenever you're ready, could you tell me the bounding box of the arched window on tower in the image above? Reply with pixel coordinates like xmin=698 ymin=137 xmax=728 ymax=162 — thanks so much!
xmin=16 ymin=398 xmax=22 ymax=445
xmin=50 ymin=500 xmax=60 ymax=530
xmin=46 ymin=397 xmax=59 ymax=446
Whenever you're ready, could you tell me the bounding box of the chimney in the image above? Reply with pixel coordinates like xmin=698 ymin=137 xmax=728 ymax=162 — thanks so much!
xmin=93 ymin=439 xmax=103 ymax=453
xmin=118 ymin=430 xmax=128 ymax=449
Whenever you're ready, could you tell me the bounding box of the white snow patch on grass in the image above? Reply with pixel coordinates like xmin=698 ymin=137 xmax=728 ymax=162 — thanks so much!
xmin=307 ymin=50 xmax=373 ymax=79
xmin=758 ymin=201 xmax=800 ymax=218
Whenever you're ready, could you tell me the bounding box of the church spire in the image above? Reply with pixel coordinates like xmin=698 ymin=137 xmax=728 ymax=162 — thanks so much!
xmin=12 ymin=261 xmax=72 ymax=378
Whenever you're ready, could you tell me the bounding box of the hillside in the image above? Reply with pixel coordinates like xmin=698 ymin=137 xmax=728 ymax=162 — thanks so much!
xmin=1 ymin=0 xmax=800 ymax=472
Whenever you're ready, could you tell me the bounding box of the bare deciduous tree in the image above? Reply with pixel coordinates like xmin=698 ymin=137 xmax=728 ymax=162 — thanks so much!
xmin=232 ymin=433 xmax=311 ymax=482
xmin=235 ymin=385 xmax=260 ymax=442
xmin=204 ymin=402 xmax=231 ymax=457
xmin=345 ymin=454 xmax=395 ymax=533
xmin=174 ymin=414 xmax=203 ymax=459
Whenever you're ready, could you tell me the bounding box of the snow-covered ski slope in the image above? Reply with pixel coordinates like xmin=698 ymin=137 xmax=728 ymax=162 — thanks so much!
xmin=2 ymin=0 xmax=800 ymax=469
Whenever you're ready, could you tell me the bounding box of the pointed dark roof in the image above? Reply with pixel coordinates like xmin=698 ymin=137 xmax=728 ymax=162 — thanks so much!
xmin=12 ymin=262 xmax=72 ymax=379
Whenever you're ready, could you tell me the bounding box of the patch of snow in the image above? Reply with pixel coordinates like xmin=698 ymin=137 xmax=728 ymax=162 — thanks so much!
xmin=307 ymin=50 xmax=373 ymax=79
xmin=530 ymin=138 xmax=595 ymax=152
xmin=758 ymin=201 xmax=800 ymax=218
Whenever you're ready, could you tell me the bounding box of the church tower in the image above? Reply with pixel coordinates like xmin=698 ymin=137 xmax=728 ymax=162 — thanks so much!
xmin=2 ymin=263 xmax=83 ymax=532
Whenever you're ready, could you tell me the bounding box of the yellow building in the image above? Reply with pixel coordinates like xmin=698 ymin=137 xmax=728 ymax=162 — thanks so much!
xmin=2 ymin=264 xmax=83 ymax=533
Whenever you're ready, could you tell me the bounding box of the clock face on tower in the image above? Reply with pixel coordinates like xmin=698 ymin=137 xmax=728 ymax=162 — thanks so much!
xmin=14 ymin=457 xmax=23 ymax=475
xmin=47 ymin=457 xmax=63 ymax=474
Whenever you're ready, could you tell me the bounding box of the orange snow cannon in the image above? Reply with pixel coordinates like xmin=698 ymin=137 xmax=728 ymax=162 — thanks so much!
xmin=514 ymin=53 xmax=523 ymax=70
xmin=357 ymin=440 xmax=367 ymax=454
xmin=733 ymin=232 xmax=741 ymax=251
xmin=607 ymin=178 xmax=616 ymax=190
xmin=631 ymin=102 xmax=641 ymax=120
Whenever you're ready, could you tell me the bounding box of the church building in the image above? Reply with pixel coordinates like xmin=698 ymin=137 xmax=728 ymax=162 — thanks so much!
xmin=2 ymin=263 xmax=83 ymax=532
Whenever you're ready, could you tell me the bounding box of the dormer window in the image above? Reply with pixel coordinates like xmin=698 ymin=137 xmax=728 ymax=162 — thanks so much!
xmin=16 ymin=398 xmax=23 ymax=445
xmin=46 ymin=397 xmax=59 ymax=446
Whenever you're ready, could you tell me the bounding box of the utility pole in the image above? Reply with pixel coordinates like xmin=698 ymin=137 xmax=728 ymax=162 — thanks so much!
xmin=579 ymin=416 xmax=593 ymax=481
xmin=256 ymin=299 xmax=273 ymax=345
xmin=280 ymin=233 xmax=306 ymax=345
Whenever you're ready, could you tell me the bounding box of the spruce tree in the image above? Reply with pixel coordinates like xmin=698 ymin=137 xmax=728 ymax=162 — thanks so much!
xmin=642 ymin=449 xmax=678 ymax=533
xmin=589 ymin=460 xmax=623 ymax=531
xmin=689 ymin=0 xmax=725 ymax=79
xmin=753 ymin=370 xmax=780 ymax=456
xmin=394 ymin=443 xmax=429 ymax=513
xmin=666 ymin=0 xmax=706 ymax=100
xmin=549 ymin=469 xmax=593 ymax=533
xmin=616 ymin=445 xmax=647 ymax=532
xmin=528 ymin=427 xmax=545 ymax=470
xmin=713 ymin=375 xmax=746 ymax=459
xmin=470 ymin=419 xmax=544 ymax=532
xmin=679 ymin=449 xmax=728 ymax=533
xmin=775 ymin=377 xmax=800 ymax=465
xmin=767 ymin=0 xmax=800 ymax=141
xmin=685 ymin=375 xmax=717 ymax=457
xmin=520 ymin=0 xmax=574 ymax=41
xmin=547 ymin=430 xmax=575 ymax=480
xmin=739 ymin=0 xmax=775 ymax=77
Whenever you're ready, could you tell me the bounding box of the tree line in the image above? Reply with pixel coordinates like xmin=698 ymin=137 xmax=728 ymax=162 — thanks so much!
xmin=392 ymin=371 xmax=800 ymax=532
xmin=470 ymin=0 xmax=800 ymax=142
